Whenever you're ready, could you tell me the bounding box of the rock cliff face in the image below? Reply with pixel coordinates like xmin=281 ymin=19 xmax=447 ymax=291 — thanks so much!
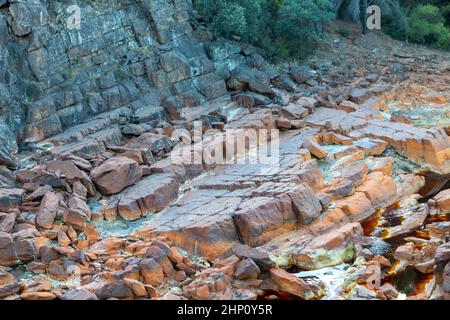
xmin=0 ymin=0 xmax=230 ymax=147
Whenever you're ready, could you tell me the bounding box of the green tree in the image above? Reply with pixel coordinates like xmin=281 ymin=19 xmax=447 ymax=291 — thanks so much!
xmin=193 ymin=0 xmax=264 ymax=41
xmin=407 ymin=4 xmax=450 ymax=49
xmin=193 ymin=0 xmax=335 ymax=59
xmin=275 ymin=0 xmax=335 ymax=57
xmin=211 ymin=3 xmax=248 ymax=39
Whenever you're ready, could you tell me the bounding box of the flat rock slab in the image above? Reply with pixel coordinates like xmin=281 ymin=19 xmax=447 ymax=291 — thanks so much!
xmin=91 ymin=156 xmax=143 ymax=195
xmin=136 ymin=190 xmax=243 ymax=259
xmin=306 ymin=108 xmax=450 ymax=173
xmin=135 ymin=130 xmax=324 ymax=259
xmin=355 ymin=121 xmax=450 ymax=173
xmin=50 ymin=127 xmax=123 ymax=157
xmin=118 ymin=173 xmax=180 ymax=221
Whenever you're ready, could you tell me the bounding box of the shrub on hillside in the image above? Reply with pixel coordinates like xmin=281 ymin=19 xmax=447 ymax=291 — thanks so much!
xmin=193 ymin=0 xmax=264 ymax=41
xmin=407 ymin=4 xmax=450 ymax=49
xmin=275 ymin=0 xmax=335 ymax=58
xmin=193 ymin=0 xmax=335 ymax=60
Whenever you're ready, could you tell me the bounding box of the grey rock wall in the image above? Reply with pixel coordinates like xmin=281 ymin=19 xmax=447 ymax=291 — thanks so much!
xmin=0 ymin=0 xmax=230 ymax=151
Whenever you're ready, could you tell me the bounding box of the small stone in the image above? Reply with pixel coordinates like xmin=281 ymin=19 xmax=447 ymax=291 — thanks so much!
xmin=276 ymin=118 xmax=291 ymax=131
xmin=60 ymin=289 xmax=98 ymax=300
xmin=233 ymin=258 xmax=260 ymax=280
xmin=95 ymin=280 xmax=134 ymax=300
xmin=175 ymin=270 xmax=187 ymax=282
xmin=20 ymin=291 xmax=57 ymax=300
xmin=380 ymin=283 xmax=399 ymax=300
xmin=124 ymin=278 xmax=148 ymax=298
xmin=57 ymin=231 xmax=71 ymax=247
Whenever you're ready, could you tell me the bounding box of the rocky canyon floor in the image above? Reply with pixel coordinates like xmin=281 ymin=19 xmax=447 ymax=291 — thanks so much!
xmin=1 ymin=6 xmax=450 ymax=300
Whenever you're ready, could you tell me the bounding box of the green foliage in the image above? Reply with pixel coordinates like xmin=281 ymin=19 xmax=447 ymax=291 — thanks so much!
xmin=193 ymin=0 xmax=264 ymax=41
xmin=275 ymin=0 xmax=335 ymax=58
xmin=211 ymin=3 xmax=248 ymax=39
xmin=193 ymin=0 xmax=335 ymax=59
xmin=193 ymin=0 xmax=450 ymax=56
xmin=407 ymin=4 xmax=450 ymax=49
xmin=443 ymin=4 xmax=450 ymax=27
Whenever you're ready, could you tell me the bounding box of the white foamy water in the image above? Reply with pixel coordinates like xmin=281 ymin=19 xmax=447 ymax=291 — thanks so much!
xmin=296 ymin=264 xmax=351 ymax=300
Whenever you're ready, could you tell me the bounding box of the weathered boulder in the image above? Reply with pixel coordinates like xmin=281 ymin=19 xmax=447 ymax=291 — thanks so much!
xmin=303 ymin=136 xmax=328 ymax=159
xmin=139 ymin=258 xmax=165 ymax=287
xmin=233 ymin=196 xmax=297 ymax=247
xmin=118 ymin=173 xmax=179 ymax=220
xmin=0 ymin=212 xmax=15 ymax=233
xmin=14 ymin=238 xmax=38 ymax=262
xmin=289 ymin=66 xmax=312 ymax=84
xmin=90 ymin=156 xmax=143 ymax=195
xmin=356 ymin=172 xmax=397 ymax=209
xmin=336 ymin=192 xmax=375 ymax=222
xmin=193 ymin=73 xmax=227 ymax=100
xmin=0 ymin=232 xmax=17 ymax=266
xmin=288 ymin=184 xmax=322 ymax=224
xmin=233 ymin=258 xmax=260 ymax=280
xmin=46 ymin=160 xmax=87 ymax=181
xmin=124 ymin=278 xmax=148 ymax=298
xmin=20 ymin=292 xmax=57 ymax=300
xmin=0 ymin=269 xmax=20 ymax=299
xmin=8 ymin=2 xmax=48 ymax=37
xmin=60 ymin=289 xmax=98 ymax=300
xmin=125 ymin=132 xmax=172 ymax=158
xmin=95 ymin=280 xmax=134 ymax=300
xmin=63 ymin=209 xmax=88 ymax=231
xmin=36 ymin=192 xmax=60 ymax=229
xmin=435 ymin=189 xmax=450 ymax=214
xmin=232 ymin=244 xmax=275 ymax=272
xmin=291 ymin=223 xmax=364 ymax=270
xmin=270 ymin=267 xmax=324 ymax=299
xmin=183 ymin=271 xmax=233 ymax=300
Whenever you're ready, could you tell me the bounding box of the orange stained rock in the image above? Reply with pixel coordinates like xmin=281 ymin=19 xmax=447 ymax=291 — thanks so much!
xmin=336 ymin=192 xmax=375 ymax=222
xmin=356 ymin=172 xmax=397 ymax=209
xmin=435 ymin=189 xmax=450 ymax=214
